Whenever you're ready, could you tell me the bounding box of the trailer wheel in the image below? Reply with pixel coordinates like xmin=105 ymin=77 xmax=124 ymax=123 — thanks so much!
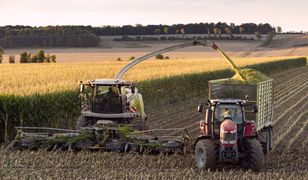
xmin=260 ymin=128 xmax=273 ymax=155
xmin=240 ymin=138 xmax=264 ymax=171
xmin=194 ymin=139 xmax=217 ymax=169
xmin=76 ymin=116 xmax=94 ymax=129
xmin=261 ymin=133 xmax=270 ymax=155
xmin=268 ymin=128 xmax=273 ymax=150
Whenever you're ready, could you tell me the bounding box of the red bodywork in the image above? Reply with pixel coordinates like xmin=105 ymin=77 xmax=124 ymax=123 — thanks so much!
xmin=199 ymin=120 xmax=207 ymax=135
xmin=220 ymin=119 xmax=237 ymax=147
xmin=220 ymin=119 xmax=237 ymax=132
xmin=243 ymin=121 xmax=256 ymax=137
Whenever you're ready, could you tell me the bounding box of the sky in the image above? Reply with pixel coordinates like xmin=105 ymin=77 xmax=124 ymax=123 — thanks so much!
xmin=0 ymin=0 xmax=307 ymax=32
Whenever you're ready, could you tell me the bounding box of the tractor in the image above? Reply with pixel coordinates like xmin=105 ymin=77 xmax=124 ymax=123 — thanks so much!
xmin=194 ymin=76 xmax=274 ymax=171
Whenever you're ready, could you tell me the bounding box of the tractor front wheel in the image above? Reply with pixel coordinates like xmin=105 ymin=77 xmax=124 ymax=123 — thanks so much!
xmin=194 ymin=139 xmax=217 ymax=169
xmin=240 ymin=138 xmax=264 ymax=171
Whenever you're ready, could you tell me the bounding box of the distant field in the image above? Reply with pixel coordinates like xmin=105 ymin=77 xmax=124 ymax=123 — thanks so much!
xmin=2 ymin=40 xmax=260 ymax=62
xmin=0 ymin=56 xmax=302 ymax=95
xmin=2 ymin=34 xmax=308 ymax=63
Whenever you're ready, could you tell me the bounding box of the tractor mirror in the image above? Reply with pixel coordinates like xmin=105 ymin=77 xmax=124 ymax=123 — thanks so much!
xmin=198 ymin=105 xmax=203 ymax=112
xmin=252 ymin=105 xmax=258 ymax=113
xmin=79 ymin=82 xmax=84 ymax=93
xmin=131 ymin=85 xmax=136 ymax=93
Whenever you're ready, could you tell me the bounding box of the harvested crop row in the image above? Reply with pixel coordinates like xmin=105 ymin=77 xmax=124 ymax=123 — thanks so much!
xmin=274 ymin=71 xmax=308 ymax=100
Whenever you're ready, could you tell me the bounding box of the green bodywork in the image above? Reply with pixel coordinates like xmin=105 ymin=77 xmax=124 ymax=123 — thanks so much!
xmin=11 ymin=124 xmax=186 ymax=152
xmin=129 ymin=93 xmax=146 ymax=119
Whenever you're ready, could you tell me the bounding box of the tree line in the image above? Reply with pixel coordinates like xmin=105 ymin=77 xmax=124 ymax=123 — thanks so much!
xmin=0 ymin=23 xmax=277 ymax=48
xmin=91 ymin=22 xmax=276 ymax=36
xmin=0 ymin=26 xmax=100 ymax=48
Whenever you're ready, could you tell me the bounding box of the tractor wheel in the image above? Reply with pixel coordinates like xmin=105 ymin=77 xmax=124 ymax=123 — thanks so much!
xmin=76 ymin=116 xmax=94 ymax=129
xmin=194 ymin=139 xmax=217 ymax=170
xmin=240 ymin=138 xmax=264 ymax=171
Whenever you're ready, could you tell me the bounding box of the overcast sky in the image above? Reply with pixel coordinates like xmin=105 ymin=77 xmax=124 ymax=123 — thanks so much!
xmin=0 ymin=0 xmax=307 ymax=32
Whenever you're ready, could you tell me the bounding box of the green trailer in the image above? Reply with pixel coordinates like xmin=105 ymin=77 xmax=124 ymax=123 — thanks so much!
xmin=208 ymin=79 xmax=274 ymax=131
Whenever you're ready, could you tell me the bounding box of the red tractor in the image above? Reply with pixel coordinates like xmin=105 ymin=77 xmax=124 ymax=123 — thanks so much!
xmin=194 ymin=79 xmax=273 ymax=171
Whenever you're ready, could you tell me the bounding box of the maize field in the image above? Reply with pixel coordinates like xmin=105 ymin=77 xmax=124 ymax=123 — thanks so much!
xmin=0 ymin=56 xmax=303 ymax=96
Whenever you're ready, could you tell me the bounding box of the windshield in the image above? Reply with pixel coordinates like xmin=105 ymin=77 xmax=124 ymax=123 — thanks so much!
xmin=92 ymin=85 xmax=122 ymax=113
xmin=214 ymin=104 xmax=243 ymax=124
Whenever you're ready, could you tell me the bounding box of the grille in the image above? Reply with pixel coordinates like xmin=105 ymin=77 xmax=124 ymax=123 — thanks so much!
xmin=223 ymin=132 xmax=237 ymax=141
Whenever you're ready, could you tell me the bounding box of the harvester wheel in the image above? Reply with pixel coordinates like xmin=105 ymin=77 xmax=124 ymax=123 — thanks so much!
xmin=76 ymin=115 xmax=94 ymax=129
xmin=240 ymin=138 xmax=264 ymax=171
xmin=194 ymin=139 xmax=217 ymax=169
xmin=132 ymin=118 xmax=148 ymax=131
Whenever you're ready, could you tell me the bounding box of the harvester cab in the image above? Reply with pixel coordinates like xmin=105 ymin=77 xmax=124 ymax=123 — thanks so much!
xmin=78 ymin=79 xmax=147 ymax=130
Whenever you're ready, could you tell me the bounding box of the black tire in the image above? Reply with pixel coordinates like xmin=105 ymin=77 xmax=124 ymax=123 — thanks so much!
xmin=261 ymin=133 xmax=270 ymax=155
xmin=76 ymin=116 xmax=95 ymax=129
xmin=261 ymin=128 xmax=273 ymax=155
xmin=268 ymin=128 xmax=273 ymax=150
xmin=141 ymin=120 xmax=149 ymax=131
xmin=240 ymin=138 xmax=264 ymax=171
xmin=132 ymin=118 xmax=148 ymax=131
xmin=194 ymin=139 xmax=217 ymax=170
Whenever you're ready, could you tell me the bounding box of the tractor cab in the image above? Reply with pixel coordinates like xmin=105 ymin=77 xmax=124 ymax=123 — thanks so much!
xmin=211 ymin=99 xmax=246 ymax=139
xmin=198 ymin=99 xmax=258 ymax=138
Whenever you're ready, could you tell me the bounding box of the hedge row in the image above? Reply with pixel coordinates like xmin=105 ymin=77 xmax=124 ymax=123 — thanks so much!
xmin=0 ymin=57 xmax=306 ymax=143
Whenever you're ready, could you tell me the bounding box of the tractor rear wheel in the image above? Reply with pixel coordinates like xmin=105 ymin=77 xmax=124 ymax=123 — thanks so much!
xmin=240 ymin=138 xmax=264 ymax=171
xmin=76 ymin=116 xmax=95 ymax=129
xmin=194 ymin=139 xmax=217 ymax=169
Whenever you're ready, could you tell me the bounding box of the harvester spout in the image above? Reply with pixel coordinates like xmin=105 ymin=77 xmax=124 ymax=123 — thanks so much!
xmin=115 ymin=41 xmax=202 ymax=79
xmin=210 ymin=43 xmax=248 ymax=82
xmin=115 ymin=41 xmax=247 ymax=82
